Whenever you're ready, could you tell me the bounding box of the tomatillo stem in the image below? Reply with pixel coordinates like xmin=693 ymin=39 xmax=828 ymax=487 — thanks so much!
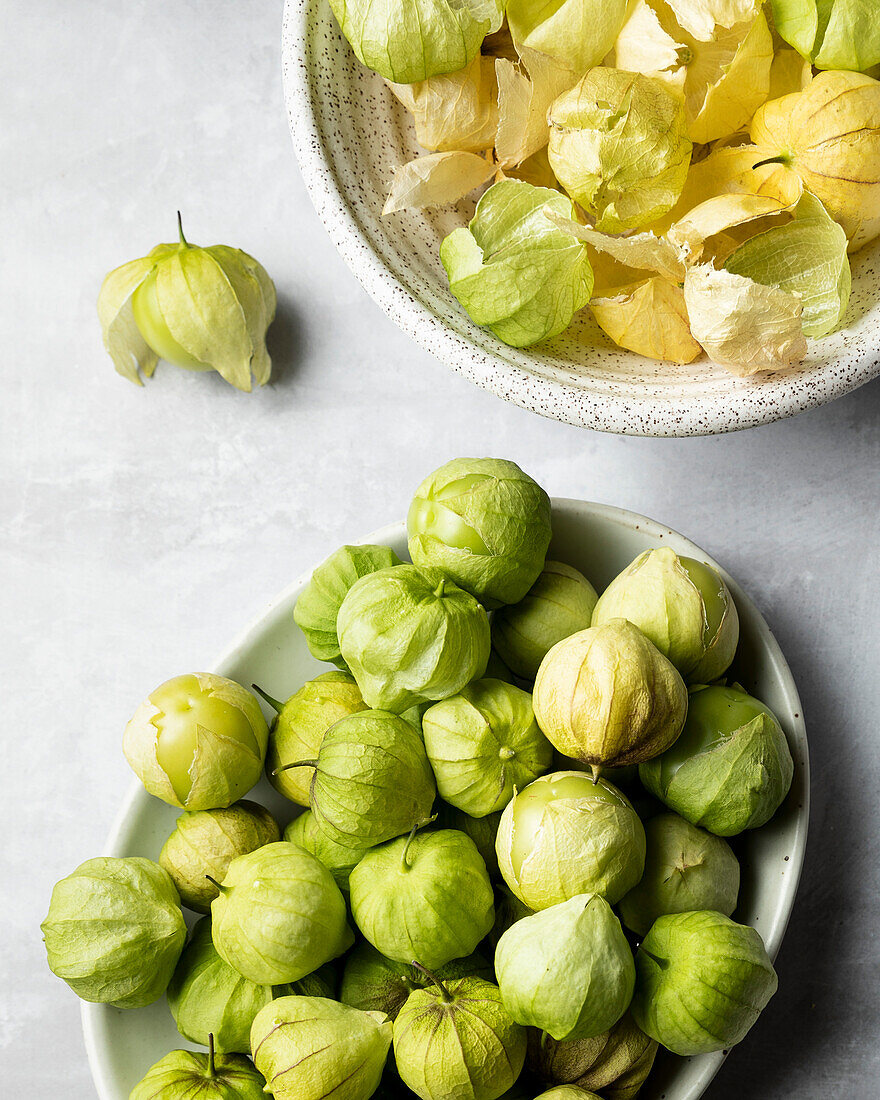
xmin=177 ymin=210 xmax=190 ymax=248
xmin=252 ymin=683 xmax=284 ymax=713
xmin=273 ymin=759 xmax=319 ymax=775
xmin=752 ymin=155 xmax=789 ymax=170
xmin=207 ymin=1033 xmax=216 ymax=1077
xmin=401 ymin=815 xmax=438 ymax=870
xmin=411 ymin=961 xmax=452 ymax=1002
xmin=205 ymin=875 xmax=226 ymax=893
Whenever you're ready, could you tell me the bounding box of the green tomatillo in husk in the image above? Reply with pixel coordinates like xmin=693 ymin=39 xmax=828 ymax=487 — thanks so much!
xmin=42 ymin=856 xmax=185 ymax=1008
xmin=548 ymin=69 xmax=692 ymax=233
xmin=492 ymin=561 xmax=599 ymax=681
xmin=250 ymin=995 xmax=393 ymax=1100
xmin=393 ymin=971 xmax=527 ymax=1100
xmin=434 ymin=802 xmax=503 ymax=878
xmin=631 ymin=911 xmax=778 ymax=1055
xmin=350 ymin=827 xmax=495 ymax=969
xmin=98 ymin=214 xmax=276 ymax=390
xmin=340 ymin=941 xmax=493 ymax=1021
xmin=281 ymin=709 xmax=436 ymax=849
xmin=283 ymin=809 xmax=370 ymax=891
xmin=159 ymin=800 xmax=280 ymax=913
xmin=129 ymin=1038 xmax=266 ymax=1100
xmin=527 ymin=1012 xmax=658 ymax=1100
xmin=639 ymin=684 xmax=794 ymax=836
xmin=618 ymin=813 xmax=740 ymax=937
xmin=532 ymin=620 xmax=688 ymax=777
xmin=167 ymin=920 xmax=337 ymax=1054
xmin=294 ymin=544 xmax=402 ymax=667
xmin=209 ymin=841 xmax=353 ymax=985
xmin=495 ymin=771 xmax=646 ymax=910
xmin=123 ymin=673 xmax=269 ymax=811
xmin=337 ymin=565 xmax=490 ymax=712
xmin=167 ymin=916 xmax=273 ymax=1053
xmin=407 ymin=457 xmax=552 ymax=607
xmin=591 ymin=548 xmax=739 ymax=684
xmin=260 ymin=672 xmax=368 ymax=806
xmin=422 ymin=679 xmax=553 ymax=817
xmin=495 ymin=893 xmax=635 ymax=1041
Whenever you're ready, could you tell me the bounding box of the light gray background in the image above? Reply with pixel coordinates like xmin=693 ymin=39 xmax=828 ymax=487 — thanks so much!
xmin=3 ymin=1 xmax=879 ymax=1095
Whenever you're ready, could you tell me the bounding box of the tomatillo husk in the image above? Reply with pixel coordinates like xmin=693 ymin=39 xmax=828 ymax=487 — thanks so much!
xmin=407 ymin=457 xmax=552 ymax=607
xmin=393 ymin=972 xmax=527 ymax=1100
xmin=209 ymin=841 xmax=353 ymax=985
xmin=533 ymin=620 xmax=687 ymax=775
xmin=591 ymin=548 xmax=738 ymax=683
xmin=631 ymin=911 xmax=777 ymax=1055
xmin=495 ymin=893 xmax=635 ymax=1041
xmin=251 ymin=995 xmax=393 ymax=1100
xmin=639 ymin=684 xmax=794 ymax=835
xmin=340 ymin=941 xmax=493 ymax=1021
xmin=496 ymin=771 xmax=646 ymax=909
xmin=422 ymin=678 xmax=553 ymax=817
xmin=42 ymin=856 xmax=185 ymax=1009
xmin=261 ymin=672 xmax=368 ymax=806
xmin=159 ymin=800 xmax=279 ymax=912
xmin=618 ymin=813 xmax=740 ymax=936
xmin=350 ymin=827 xmax=495 ymax=969
xmin=122 ymin=673 xmax=268 ymax=811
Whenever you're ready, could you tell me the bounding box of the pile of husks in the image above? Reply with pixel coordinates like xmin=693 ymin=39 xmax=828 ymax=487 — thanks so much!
xmin=43 ymin=457 xmax=795 ymax=1099
xmin=331 ymin=0 xmax=880 ymax=372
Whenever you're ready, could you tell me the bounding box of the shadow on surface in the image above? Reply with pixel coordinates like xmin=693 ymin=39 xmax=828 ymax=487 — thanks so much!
xmin=265 ymin=293 xmax=303 ymax=387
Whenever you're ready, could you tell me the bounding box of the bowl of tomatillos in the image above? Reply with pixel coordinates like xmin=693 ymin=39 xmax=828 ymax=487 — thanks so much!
xmin=45 ymin=457 xmax=809 ymax=1100
xmin=282 ymin=0 xmax=880 ymax=434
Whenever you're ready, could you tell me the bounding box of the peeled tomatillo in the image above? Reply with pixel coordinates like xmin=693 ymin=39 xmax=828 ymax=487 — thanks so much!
xmin=122 ymin=673 xmax=268 ymax=811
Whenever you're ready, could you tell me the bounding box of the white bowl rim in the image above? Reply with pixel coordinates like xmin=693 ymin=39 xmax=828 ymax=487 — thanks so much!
xmin=82 ymin=500 xmax=809 ymax=1099
xmin=281 ymin=0 xmax=880 ymax=436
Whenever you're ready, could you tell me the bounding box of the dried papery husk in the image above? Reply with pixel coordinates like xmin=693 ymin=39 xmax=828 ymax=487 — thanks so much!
xmin=664 ymin=0 xmax=762 ymax=39
xmin=614 ymin=1 xmax=773 ymax=144
xmin=667 ymin=192 xmax=792 ymax=260
xmin=547 ymin=68 xmax=692 ymax=232
xmin=650 ymin=144 xmax=804 ymax=234
xmin=683 ymin=263 xmax=807 ymax=374
xmin=383 ymin=152 xmax=496 ymax=214
xmin=768 ymin=47 xmax=812 ymax=100
xmin=724 ymin=191 xmax=851 ymax=338
xmin=546 ymin=213 xmax=690 ymax=282
xmin=591 ymin=278 xmax=702 ymax=364
xmin=387 ymin=56 xmax=499 ymax=153
xmin=506 ymin=0 xmax=629 ymax=74
xmin=495 ymin=47 xmax=579 ymax=168
xmin=750 ymin=70 xmax=880 ymax=251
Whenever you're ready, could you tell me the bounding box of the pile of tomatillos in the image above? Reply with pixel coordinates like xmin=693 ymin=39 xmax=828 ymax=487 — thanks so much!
xmin=42 ymin=457 xmax=796 ymax=1100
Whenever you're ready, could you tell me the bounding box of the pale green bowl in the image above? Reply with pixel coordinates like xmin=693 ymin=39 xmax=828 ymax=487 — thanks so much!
xmin=83 ymin=499 xmax=809 ymax=1098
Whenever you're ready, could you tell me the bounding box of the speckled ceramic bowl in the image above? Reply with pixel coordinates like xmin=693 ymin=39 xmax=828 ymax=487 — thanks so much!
xmin=83 ymin=500 xmax=808 ymax=1100
xmin=282 ymin=0 xmax=880 ymax=435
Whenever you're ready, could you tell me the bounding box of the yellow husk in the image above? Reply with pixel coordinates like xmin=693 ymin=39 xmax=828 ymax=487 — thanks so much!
xmin=495 ymin=47 xmax=579 ymax=168
xmin=614 ymin=1 xmax=772 ymax=144
xmin=683 ymin=264 xmax=808 ymax=374
xmin=383 ymin=152 xmax=496 ymax=214
xmin=546 ymin=212 xmax=690 ymax=282
xmin=591 ymin=277 xmax=703 ymax=363
xmin=750 ymin=70 xmax=880 ymax=251
xmin=387 ymin=57 xmax=499 ymax=153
